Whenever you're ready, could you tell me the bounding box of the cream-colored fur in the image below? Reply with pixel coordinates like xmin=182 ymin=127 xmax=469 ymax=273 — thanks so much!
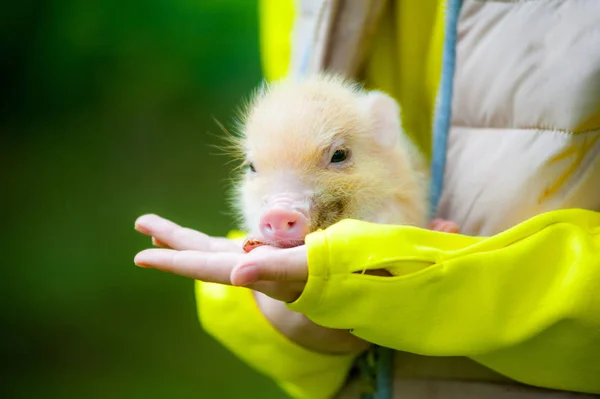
xmin=226 ymin=73 xmax=429 ymax=239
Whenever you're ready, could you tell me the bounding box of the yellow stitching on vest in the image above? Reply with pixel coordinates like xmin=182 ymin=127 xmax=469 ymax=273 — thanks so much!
xmin=575 ymin=108 xmax=600 ymax=134
xmin=538 ymin=134 xmax=600 ymax=203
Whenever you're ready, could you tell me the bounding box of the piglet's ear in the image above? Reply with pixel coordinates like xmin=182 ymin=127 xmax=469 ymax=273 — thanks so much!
xmin=360 ymin=90 xmax=402 ymax=148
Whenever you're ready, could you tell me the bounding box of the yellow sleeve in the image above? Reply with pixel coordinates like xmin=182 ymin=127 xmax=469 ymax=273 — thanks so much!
xmin=195 ymin=230 xmax=358 ymax=399
xmin=257 ymin=0 xmax=294 ymax=82
xmin=288 ymin=209 xmax=600 ymax=395
xmin=196 ymin=283 xmax=357 ymax=399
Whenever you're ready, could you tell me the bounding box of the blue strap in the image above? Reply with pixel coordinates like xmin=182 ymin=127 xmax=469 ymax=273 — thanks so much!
xmin=356 ymin=346 xmax=392 ymax=399
xmin=373 ymin=346 xmax=394 ymax=399
xmin=430 ymin=0 xmax=463 ymax=218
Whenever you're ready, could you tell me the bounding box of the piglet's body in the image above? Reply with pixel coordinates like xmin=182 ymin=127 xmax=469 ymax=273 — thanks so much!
xmin=227 ymin=73 xmax=457 ymax=253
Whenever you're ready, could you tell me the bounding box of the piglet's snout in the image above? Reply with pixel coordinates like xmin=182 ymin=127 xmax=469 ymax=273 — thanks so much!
xmin=259 ymin=208 xmax=309 ymax=243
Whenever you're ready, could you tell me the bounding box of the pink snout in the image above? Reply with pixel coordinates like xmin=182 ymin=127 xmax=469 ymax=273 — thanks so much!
xmin=259 ymin=208 xmax=309 ymax=245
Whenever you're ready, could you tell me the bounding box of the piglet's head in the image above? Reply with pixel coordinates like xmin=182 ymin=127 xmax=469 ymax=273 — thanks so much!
xmin=228 ymin=74 xmax=408 ymax=248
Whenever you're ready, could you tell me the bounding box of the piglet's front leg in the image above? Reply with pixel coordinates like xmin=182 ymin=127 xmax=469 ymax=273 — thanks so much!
xmin=428 ymin=218 xmax=460 ymax=233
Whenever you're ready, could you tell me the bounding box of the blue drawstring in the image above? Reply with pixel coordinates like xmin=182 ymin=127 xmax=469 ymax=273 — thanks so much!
xmin=430 ymin=0 xmax=463 ymax=219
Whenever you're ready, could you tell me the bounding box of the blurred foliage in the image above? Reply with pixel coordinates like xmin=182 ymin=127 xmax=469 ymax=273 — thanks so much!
xmin=1 ymin=1 xmax=287 ymax=398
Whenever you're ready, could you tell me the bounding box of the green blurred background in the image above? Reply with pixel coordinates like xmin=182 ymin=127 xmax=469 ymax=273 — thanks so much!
xmin=2 ymin=1 xmax=287 ymax=398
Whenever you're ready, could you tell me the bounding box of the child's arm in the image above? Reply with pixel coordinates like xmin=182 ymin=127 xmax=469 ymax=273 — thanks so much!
xmin=287 ymin=209 xmax=600 ymax=395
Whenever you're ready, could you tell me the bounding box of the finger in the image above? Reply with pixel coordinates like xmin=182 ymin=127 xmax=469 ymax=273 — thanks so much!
xmin=445 ymin=222 xmax=460 ymax=233
xmin=250 ymin=280 xmax=306 ymax=303
xmin=230 ymin=246 xmax=308 ymax=286
xmin=134 ymin=248 xmax=241 ymax=284
xmin=429 ymin=218 xmax=460 ymax=234
xmin=438 ymin=221 xmax=460 ymax=234
xmin=135 ymin=214 xmax=242 ymax=253
xmin=427 ymin=218 xmax=444 ymax=230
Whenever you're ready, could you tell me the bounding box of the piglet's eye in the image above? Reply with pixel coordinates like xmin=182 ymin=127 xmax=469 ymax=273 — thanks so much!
xmin=330 ymin=149 xmax=349 ymax=163
xmin=248 ymin=163 xmax=256 ymax=172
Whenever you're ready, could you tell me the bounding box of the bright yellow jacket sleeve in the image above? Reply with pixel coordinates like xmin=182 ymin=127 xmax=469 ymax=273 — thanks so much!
xmin=195 ymin=231 xmax=358 ymax=399
xmin=288 ymin=208 xmax=600 ymax=395
xmin=196 ymin=283 xmax=357 ymax=399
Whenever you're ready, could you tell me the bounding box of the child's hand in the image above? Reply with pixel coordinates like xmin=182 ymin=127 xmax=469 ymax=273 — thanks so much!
xmin=133 ymin=214 xmax=371 ymax=354
xmin=134 ymin=214 xmax=308 ymax=303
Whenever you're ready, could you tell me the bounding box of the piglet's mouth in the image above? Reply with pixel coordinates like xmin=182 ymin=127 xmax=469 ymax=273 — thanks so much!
xmin=271 ymin=239 xmax=305 ymax=248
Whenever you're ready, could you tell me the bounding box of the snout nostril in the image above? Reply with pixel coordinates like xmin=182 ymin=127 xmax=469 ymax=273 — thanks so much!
xmin=260 ymin=209 xmax=308 ymax=240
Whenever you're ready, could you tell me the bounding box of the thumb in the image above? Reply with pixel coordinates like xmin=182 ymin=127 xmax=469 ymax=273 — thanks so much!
xmin=230 ymin=245 xmax=308 ymax=286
